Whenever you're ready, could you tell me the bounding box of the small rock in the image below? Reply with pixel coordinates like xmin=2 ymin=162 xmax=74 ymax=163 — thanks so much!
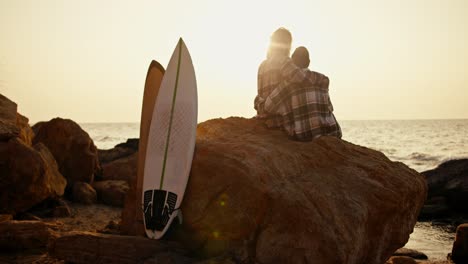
xmin=386 ymin=256 xmax=417 ymax=264
xmin=72 ymin=182 xmax=97 ymax=205
xmin=393 ymin=248 xmax=428 ymax=259
xmin=0 ymin=214 xmax=13 ymax=223
xmin=451 ymin=223 xmax=468 ymax=263
xmin=52 ymin=205 xmax=71 ymax=218
xmin=93 ymin=180 xmax=129 ymax=207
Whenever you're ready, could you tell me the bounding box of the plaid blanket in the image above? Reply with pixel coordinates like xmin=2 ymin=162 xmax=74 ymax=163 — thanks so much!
xmin=255 ymin=56 xmax=342 ymax=141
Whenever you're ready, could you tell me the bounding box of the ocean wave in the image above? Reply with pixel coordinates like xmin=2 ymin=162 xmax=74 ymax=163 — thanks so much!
xmin=406 ymin=152 xmax=441 ymax=163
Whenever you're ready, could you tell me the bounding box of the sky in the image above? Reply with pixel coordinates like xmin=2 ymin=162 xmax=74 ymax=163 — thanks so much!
xmin=1 ymin=0 xmax=467 ymax=123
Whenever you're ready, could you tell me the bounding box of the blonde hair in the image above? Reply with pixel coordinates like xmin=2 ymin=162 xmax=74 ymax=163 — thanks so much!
xmin=267 ymin=27 xmax=292 ymax=58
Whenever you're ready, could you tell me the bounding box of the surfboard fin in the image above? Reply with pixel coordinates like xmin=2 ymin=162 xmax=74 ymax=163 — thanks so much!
xmin=176 ymin=210 xmax=183 ymax=225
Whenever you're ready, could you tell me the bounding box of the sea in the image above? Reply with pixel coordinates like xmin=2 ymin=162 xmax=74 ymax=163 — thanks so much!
xmin=81 ymin=119 xmax=468 ymax=260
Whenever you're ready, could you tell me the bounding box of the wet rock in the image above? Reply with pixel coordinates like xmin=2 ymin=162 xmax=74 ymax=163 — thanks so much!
xmin=33 ymin=118 xmax=100 ymax=186
xmin=393 ymin=248 xmax=428 ymax=259
xmin=93 ymin=180 xmax=129 ymax=207
xmin=72 ymin=182 xmax=97 ymax=205
xmin=422 ymin=159 xmax=468 ymax=219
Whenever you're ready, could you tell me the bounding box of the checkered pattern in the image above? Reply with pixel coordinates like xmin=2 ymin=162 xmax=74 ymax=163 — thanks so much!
xmin=255 ymin=56 xmax=342 ymax=141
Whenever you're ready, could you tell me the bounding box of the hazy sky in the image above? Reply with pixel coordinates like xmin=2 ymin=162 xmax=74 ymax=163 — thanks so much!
xmin=1 ymin=0 xmax=467 ymax=123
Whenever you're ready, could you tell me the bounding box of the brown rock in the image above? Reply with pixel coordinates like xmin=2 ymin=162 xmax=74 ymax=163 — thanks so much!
xmin=393 ymin=248 xmax=428 ymax=259
xmin=48 ymin=231 xmax=188 ymax=264
xmin=0 ymin=94 xmax=20 ymax=141
xmin=72 ymin=182 xmax=97 ymax=205
xmin=33 ymin=118 xmax=100 ymax=185
xmin=101 ymin=152 xmax=138 ymax=182
xmin=16 ymin=112 xmax=34 ymax=146
xmin=0 ymin=214 xmax=13 ymax=223
xmin=422 ymin=159 xmax=468 ymax=219
xmin=0 ymin=94 xmax=17 ymax=122
xmin=0 ymin=138 xmax=67 ymax=213
xmin=451 ymin=223 xmax=468 ymax=263
xmin=0 ymin=220 xmax=54 ymax=251
xmin=147 ymin=117 xmax=424 ymax=263
xmin=386 ymin=256 xmax=417 ymax=264
xmin=0 ymin=119 xmax=19 ymax=141
xmin=52 ymin=205 xmax=72 ymax=218
xmin=93 ymin=180 xmax=129 ymax=207
xmin=98 ymin=146 xmax=136 ymax=164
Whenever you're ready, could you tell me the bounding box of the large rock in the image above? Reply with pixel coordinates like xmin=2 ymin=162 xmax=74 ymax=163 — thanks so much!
xmin=0 ymin=138 xmax=67 ymax=213
xmin=101 ymin=152 xmax=137 ymax=182
xmin=152 ymin=117 xmax=425 ymax=264
xmin=33 ymin=118 xmax=100 ymax=185
xmin=421 ymin=159 xmax=468 ymax=219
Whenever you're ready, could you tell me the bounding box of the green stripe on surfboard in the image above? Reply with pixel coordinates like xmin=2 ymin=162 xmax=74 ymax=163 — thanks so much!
xmin=159 ymin=38 xmax=183 ymax=189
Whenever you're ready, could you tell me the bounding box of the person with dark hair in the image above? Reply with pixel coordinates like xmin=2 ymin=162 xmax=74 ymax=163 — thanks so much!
xmin=254 ymin=29 xmax=342 ymax=141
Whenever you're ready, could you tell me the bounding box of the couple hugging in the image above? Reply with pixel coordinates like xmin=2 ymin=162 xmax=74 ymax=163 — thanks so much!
xmin=254 ymin=27 xmax=342 ymax=141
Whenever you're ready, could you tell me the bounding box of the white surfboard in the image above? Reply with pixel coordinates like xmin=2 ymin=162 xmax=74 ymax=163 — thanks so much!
xmin=142 ymin=38 xmax=197 ymax=239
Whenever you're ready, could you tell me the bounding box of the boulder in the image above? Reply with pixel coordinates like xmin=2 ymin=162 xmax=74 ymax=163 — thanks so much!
xmin=101 ymin=152 xmax=138 ymax=182
xmin=154 ymin=117 xmax=426 ymax=264
xmin=72 ymin=182 xmax=97 ymax=205
xmin=451 ymin=223 xmax=468 ymax=263
xmin=93 ymin=180 xmax=129 ymax=207
xmin=0 ymin=138 xmax=67 ymax=213
xmin=33 ymin=118 xmax=100 ymax=185
xmin=422 ymin=159 xmax=468 ymax=218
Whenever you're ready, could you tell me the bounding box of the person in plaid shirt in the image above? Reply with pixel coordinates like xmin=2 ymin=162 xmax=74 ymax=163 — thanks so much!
xmin=254 ymin=28 xmax=342 ymax=141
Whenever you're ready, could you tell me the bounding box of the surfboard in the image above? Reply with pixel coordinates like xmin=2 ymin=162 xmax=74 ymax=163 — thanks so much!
xmin=126 ymin=60 xmax=165 ymax=236
xmin=142 ymin=38 xmax=197 ymax=239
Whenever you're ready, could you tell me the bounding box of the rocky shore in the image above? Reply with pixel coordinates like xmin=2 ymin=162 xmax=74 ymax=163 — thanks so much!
xmin=0 ymin=93 xmax=466 ymax=263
